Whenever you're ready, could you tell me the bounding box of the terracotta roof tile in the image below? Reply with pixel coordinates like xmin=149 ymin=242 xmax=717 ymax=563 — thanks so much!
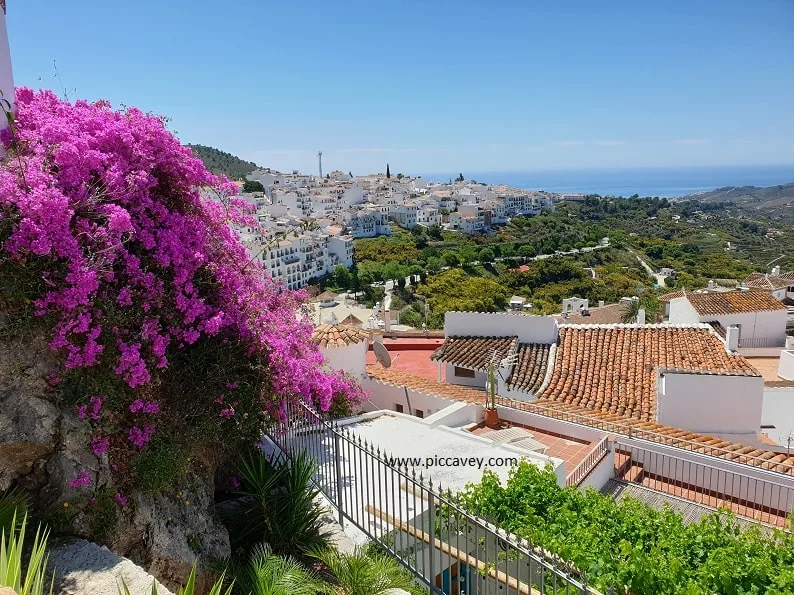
xmin=367 ymin=366 xmax=794 ymax=474
xmin=743 ymin=272 xmax=794 ymax=291
xmin=311 ymin=324 xmax=369 ymax=348
xmin=658 ymin=290 xmax=685 ymax=302
xmin=506 ymin=343 xmax=552 ymax=393
xmin=367 ymin=366 xmax=486 ymax=404
xmin=431 ymin=336 xmax=518 ymax=371
xmin=685 ymin=290 xmax=785 ymax=315
xmin=501 ymin=399 xmax=794 ymax=474
xmin=538 ymin=326 xmax=759 ymax=423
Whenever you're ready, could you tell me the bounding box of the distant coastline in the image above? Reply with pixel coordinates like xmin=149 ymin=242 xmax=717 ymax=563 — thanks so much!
xmin=421 ymin=164 xmax=794 ymax=198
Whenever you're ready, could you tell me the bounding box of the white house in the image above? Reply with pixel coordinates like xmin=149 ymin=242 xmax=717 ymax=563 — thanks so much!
xmin=668 ymin=290 xmax=788 ymax=348
xmin=743 ymin=267 xmax=794 ymax=302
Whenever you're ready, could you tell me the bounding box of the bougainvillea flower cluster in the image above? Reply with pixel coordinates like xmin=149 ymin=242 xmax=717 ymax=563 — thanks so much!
xmin=1 ymin=88 xmax=364 ymax=447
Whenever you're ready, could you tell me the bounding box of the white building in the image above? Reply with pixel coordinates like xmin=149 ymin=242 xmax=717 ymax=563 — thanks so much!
xmin=668 ymin=290 xmax=788 ymax=349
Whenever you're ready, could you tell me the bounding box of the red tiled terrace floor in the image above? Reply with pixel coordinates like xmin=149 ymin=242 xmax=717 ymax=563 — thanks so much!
xmin=367 ymin=338 xmax=443 ymax=381
xmin=471 ymin=421 xmax=596 ymax=475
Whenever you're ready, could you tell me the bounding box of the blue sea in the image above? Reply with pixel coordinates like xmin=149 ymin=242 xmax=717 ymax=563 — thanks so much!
xmin=422 ymin=165 xmax=794 ymax=198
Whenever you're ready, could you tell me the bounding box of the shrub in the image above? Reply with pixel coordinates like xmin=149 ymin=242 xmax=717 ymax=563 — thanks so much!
xmin=0 ymin=89 xmax=363 ymax=501
xmin=453 ymin=461 xmax=794 ymax=594
xmin=224 ymin=451 xmax=330 ymax=557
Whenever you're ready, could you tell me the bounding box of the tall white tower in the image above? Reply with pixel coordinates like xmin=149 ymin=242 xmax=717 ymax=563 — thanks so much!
xmin=318 ymin=151 xmax=323 ymax=179
xmin=0 ymin=0 xmax=15 ymax=143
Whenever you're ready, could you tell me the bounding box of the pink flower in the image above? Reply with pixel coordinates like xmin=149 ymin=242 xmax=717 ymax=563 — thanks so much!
xmin=219 ymin=407 xmax=235 ymax=419
xmin=91 ymin=435 xmax=110 ymax=456
xmin=226 ymin=381 xmax=238 ymax=390
xmin=115 ymin=492 xmax=128 ymax=507
xmin=69 ymin=470 xmax=92 ymax=489
xmin=127 ymin=424 xmax=156 ymax=448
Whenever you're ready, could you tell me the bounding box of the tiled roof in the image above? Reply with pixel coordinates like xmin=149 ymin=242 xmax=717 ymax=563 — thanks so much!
xmin=514 ymin=399 xmax=794 ymax=475
xmin=367 ymin=366 xmax=486 ymax=404
xmin=538 ymin=327 xmax=760 ymax=422
xmin=743 ymin=272 xmax=794 ymax=291
xmin=506 ymin=343 xmax=552 ymax=394
xmin=554 ymin=303 xmax=628 ymax=325
xmin=686 ymin=290 xmax=786 ymax=316
xmin=312 ymin=324 xmax=369 ymax=348
xmin=658 ymin=290 xmax=685 ymax=302
xmin=367 ymin=366 xmax=794 ymax=474
xmin=431 ymin=336 xmax=518 ymax=371
xmin=707 ymin=321 xmax=726 ymax=339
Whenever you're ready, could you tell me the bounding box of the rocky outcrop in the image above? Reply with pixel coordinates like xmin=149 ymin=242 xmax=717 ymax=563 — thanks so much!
xmin=49 ymin=539 xmax=175 ymax=595
xmin=0 ymin=333 xmax=230 ymax=593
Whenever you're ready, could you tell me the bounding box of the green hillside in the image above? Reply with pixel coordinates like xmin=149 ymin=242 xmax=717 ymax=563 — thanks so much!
xmin=187 ymin=144 xmax=259 ymax=180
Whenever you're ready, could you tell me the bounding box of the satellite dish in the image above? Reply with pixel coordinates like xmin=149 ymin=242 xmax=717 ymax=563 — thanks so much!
xmin=373 ymin=341 xmax=392 ymax=368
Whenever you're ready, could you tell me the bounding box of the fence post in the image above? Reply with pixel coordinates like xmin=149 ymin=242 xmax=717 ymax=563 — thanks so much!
xmin=427 ymin=487 xmax=436 ymax=593
xmin=333 ymin=429 xmax=344 ymax=527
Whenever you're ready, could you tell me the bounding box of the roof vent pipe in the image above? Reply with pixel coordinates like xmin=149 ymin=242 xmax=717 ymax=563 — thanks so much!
xmin=637 ymin=308 xmax=646 ymax=325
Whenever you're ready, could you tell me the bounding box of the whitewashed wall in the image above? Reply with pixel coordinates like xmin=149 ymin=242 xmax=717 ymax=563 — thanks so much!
xmin=656 ymin=371 xmax=763 ymax=435
xmin=778 ymin=351 xmax=794 ymax=380
xmin=360 ymin=377 xmax=457 ymax=419
xmin=444 ymin=312 xmax=558 ymax=344
xmin=321 ymin=340 xmax=369 ymax=379
xmin=762 ymin=387 xmax=794 ymax=447
xmin=667 ymin=297 xmax=701 ymax=324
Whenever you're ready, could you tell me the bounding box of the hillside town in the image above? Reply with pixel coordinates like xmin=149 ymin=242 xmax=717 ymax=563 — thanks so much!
xmin=234 ymin=168 xmax=562 ymax=290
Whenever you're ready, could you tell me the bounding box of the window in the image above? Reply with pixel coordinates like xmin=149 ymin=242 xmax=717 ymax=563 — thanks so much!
xmin=454 ymin=366 xmax=475 ymax=378
xmin=415 ymin=409 xmax=424 ymax=418
xmin=395 ymin=404 xmax=404 ymax=413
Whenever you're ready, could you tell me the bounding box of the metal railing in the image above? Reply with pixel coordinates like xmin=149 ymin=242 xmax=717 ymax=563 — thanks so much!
xmin=738 ymin=337 xmax=787 ymax=349
xmin=266 ymin=401 xmax=599 ymax=595
xmin=565 ymin=436 xmax=610 ymax=488
xmin=614 ymin=443 xmax=793 ymax=528
xmin=498 ymin=397 xmax=794 ymax=475
xmin=383 ymin=329 xmax=446 ymax=339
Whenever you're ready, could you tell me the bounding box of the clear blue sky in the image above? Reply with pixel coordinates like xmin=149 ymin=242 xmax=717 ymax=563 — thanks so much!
xmin=7 ymin=0 xmax=794 ymax=175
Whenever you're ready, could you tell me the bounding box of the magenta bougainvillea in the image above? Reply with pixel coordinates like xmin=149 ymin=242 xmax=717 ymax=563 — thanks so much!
xmin=0 ymin=88 xmax=363 ymax=486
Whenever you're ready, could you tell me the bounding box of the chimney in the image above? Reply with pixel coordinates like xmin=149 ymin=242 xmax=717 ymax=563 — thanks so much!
xmin=772 ymin=265 xmax=781 ymax=277
xmin=726 ymin=325 xmax=739 ymax=352
xmin=637 ymin=308 xmax=646 ymax=325
xmin=707 ymin=279 xmax=715 ymax=290
xmin=384 ymin=308 xmax=391 ymax=332
xmin=598 ymin=300 xmax=605 ymax=308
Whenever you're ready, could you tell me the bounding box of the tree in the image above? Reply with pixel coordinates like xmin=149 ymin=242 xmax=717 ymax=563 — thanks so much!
xmin=397 ymin=173 xmax=404 ymax=179
xmin=243 ymin=180 xmax=265 ymax=193
xmin=441 ymin=251 xmax=460 ymax=267
xmin=332 ymin=265 xmax=352 ymax=289
xmin=621 ymin=296 xmax=662 ymax=324
xmin=456 ymin=173 xmax=464 ymax=182
xmin=386 ymin=163 xmax=391 ymax=178
xmin=518 ymin=244 xmax=537 ymax=259
xmin=348 ymin=171 xmax=353 ymax=177
xmin=245 ymin=544 xmax=330 ymax=595
xmin=479 ymin=248 xmax=495 ymax=263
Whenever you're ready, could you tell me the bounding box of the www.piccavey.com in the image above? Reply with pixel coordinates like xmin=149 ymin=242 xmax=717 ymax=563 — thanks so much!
xmin=387 ymin=455 xmax=520 ymax=470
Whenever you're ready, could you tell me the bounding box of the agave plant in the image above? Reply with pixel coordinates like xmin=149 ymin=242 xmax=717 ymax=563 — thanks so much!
xmin=227 ymin=451 xmax=330 ymax=557
xmin=309 ymin=545 xmax=423 ymax=595
xmin=0 ymin=511 xmax=53 ymax=595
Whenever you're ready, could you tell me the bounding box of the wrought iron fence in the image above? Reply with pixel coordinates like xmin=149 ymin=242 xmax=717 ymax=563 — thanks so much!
xmin=614 ymin=442 xmax=793 ymax=528
xmin=265 ymin=401 xmax=599 ymax=595
xmin=498 ymin=397 xmax=794 ymax=475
